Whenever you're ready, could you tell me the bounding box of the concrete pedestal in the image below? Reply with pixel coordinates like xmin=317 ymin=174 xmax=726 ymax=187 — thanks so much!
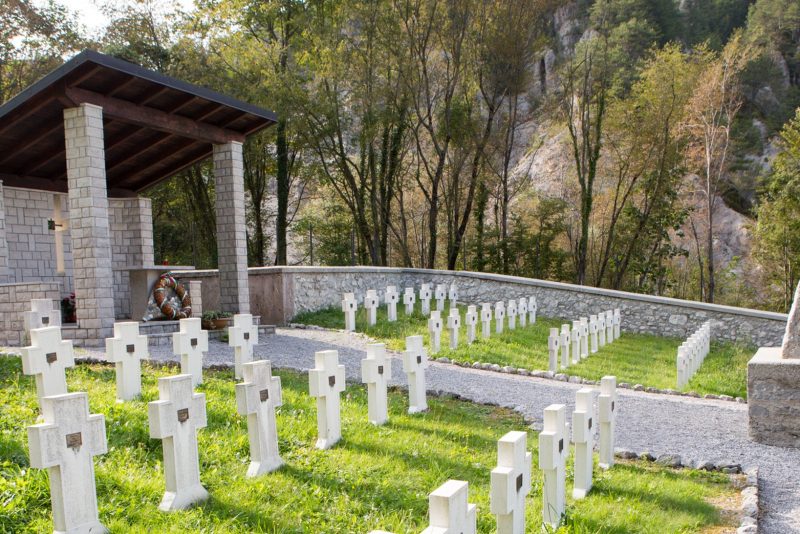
xmin=748 ymin=347 xmax=800 ymax=447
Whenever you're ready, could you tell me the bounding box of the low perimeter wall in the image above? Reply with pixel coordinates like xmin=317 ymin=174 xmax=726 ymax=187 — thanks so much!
xmin=177 ymin=267 xmax=788 ymax=346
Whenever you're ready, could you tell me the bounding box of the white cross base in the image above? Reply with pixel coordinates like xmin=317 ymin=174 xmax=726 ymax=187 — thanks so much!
xmin=560 ymin=325 xmax=570 ymax=369
xmin=571 ymin=322 xmax=581 ymax=365
xmin=148 ymin=374 xmax=209 ymax=511
xmin=598 ymin=315 xmax=607 ymax=347
xmin=421 ymin=480 xmax=477 ymax=534
xmin=106 ymin=321 xmax=149 ymax=401
xmin=598 ymin=375 xmax=617 ymax=469
xmin=518 ymin=299 xmax=528 ymax=328
xmin=447 ymin=308 xmax=460 ymax=350
xmin=580 ymin=317 xmax=589 ymax=358
xmin=589 ymin=316 xmax=599 ymax=354
xmin=613 ymin=308 xmax=621 ymax=339
xmin=507 ymin=300 xmax=517 ymax=330
xmin=28 ymin=392 xmax=107 ymax=534
xmin=605 ymin=310 xmax=614 ymax=343
xmin=236 ymin=359 xmax=283 ymax=476
xmin=491 ymin=431 xmax=532 ymax=534
xmin=403 ymin=335 xmax=429 ymax=413
xmin=403 ymin=287 xmax=416 ymax=315
xmin=528 ymin=296 xmax=537 ymax=324
xmin=342 ymin=293 xmax=357 ymax=332
xmin=309 ymin=350 xmax=346 ymax=449
xmin=229 ymin=313 xmax=258 ymax=379
xmin=495 ymin=302 xmax=505 ymax=334
xmin=362 ymin=343 xmax=392 ymax=425
xmin=539 ymin=404 xmax=568 ymax=529
xmin=172 ymin=318 xmax=208 ymax=386
xmin=385 ymin=286 xmax=399 ymax=322
xmin=572 ymin=388 xmax=596 ymax=499
xmin=21 ymin=326 xmax=74 ymax=404
xmin=465 ymin=305 xmax=478 ymax=344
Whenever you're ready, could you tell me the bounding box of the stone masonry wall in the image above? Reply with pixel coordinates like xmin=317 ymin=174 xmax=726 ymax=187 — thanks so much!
xmin=0 ymin=181 xmax=8 ymax=283
xmin=109 ymin=197 xmax=154 ymax=319
xmin=1 ymin=186 xmax=73 ymax=293
xmin=0 ymin=282 xmax=61 ymax=346
xmin=180 ymin=266 xmax=787 ymax=347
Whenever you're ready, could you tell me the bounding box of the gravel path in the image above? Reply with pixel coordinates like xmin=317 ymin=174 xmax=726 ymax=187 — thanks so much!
xmin=86 ymin=327 xmax=800 ymax=533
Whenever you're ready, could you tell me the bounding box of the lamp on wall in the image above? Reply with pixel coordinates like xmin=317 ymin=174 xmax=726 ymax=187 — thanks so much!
xmin=46 ymin=219 xmax=63 ymax=231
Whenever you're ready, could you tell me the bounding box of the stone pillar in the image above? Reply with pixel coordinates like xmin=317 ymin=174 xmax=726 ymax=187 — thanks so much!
xmin=0 ymin=181 xmax=8 ymax=283
xmin=213 ymin=141 xmax=249 ymax=314
xmin=748 ymin=282 xmax=800 ymax=447
xmin=64 ymin=104 xmax=115 ymax=344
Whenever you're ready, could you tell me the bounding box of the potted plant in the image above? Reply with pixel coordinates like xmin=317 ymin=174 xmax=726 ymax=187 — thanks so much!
xmin=201 ymin=311 xmax=233 ymax=330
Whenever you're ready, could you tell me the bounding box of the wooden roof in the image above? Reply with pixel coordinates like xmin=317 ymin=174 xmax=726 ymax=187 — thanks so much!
xmin=0 ymin=50 xmax=276 ymax=195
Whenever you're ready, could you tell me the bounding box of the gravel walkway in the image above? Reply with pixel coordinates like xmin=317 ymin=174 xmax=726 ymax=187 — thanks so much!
xmin=82 ymin=327 xmax=800 ymax=533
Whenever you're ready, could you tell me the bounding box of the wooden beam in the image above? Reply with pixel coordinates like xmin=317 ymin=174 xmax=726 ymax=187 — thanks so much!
xmin=107 ymin=75 xmax=138 ymax=97
xmin=106 ymin=131 xmax=172 ymax=172
xmin=130 ymin=147 xmax=212 ymax=193
xmin=113 ymin=138 xmax=200 ymax=187
xmin=137 ymin=85 xmax=170 ymax=106
xmin=0 ymin=121 xmax=62 ymax=166
xmin=64 ymin=87 xmax=244 ymax=144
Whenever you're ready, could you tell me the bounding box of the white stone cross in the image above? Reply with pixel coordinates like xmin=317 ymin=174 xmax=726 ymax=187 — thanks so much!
xmin=495 ymin=301 xmax=506 ymax=334
xmin=229 ymin=313 xmax=258 ymax=379
xmin=580 ymin=317 xmax=589 ymax=358
xmin=385 ymin=286 xmax=399 ymax=322
xmin=560 ymin=324 xmax=571 ymax=369
xmin=481 ymin=303 xmax=492 ymax=339
xmin=605 ymin=310 xmax=614 ymax=343
xmin=571 ymin=321 xmax=581 ymax=365
xmin=421 ymin=479 xmax=477 ymax=534
xmin=548 ymin=328 xmax=560 ymax=373
xmin=447 ymin=308 xmax=461 ymax=349
xmin=428 ymin=310 xmax=443 ymax=354
xmin=23 ymin=298 xmax=62 ymax=344
xmin=403 ymin=287 xmax=416 ymax=315
xmin=507 ymin=299 xmax=517 ymax=330
xmin=420 ymin=284 xmax=433 ymax=315
xmin=235 ymin=359 xmax=283 ymax=477
xmin=539 ymin=404 xmax=568 ymax=529
xmin=448 ymin=283 xmax=458 ymax=307
xmin=309 ymin=350 xmax=346 ymax=449
xmin=402 ymin=335 xmax=429 ymax=413
xmin=589 ymin=315 xmax=599 ymax=354
xmin=105 ymin=321 xmax=149 ymax=401
xmin=613 ymin=308 xmax=621 ymax=339
xmin=361 ymin=343 xmax=392 ymax=425
xmin=491 ymin=431 xmax=531 ymax=534
xmin=572 ymin=388 xmax=596 ymax=499
xmin=528 ymin=296 xmax=537 ymax=324
xmin=364 ymin=290 xmax=379 ymax=326
xmin=465 ymin=305 xmax=478 ymax=344
xmin=518 ymin=298 xmax=528 ymax=328
xmin=598 ymin=313 xmax=607 ymax=347
xmin=677 ymin=347 xmax=689 ymax=388
xmin=148 ymin=374 xmax=209 ymax=510
xmin=435 ymin=284 xmax=447 ymax=312
xmin=28 ymin=392 xmax=107 ymax=534
xmin=172 ymin=318 xmax=208 ymax=387
xmin=342 ymin=292 xmax=357 ymax=331
xmin=21 ymin=326 xmax=74 ymax=404
xmin=598 ymin=375 xmax=617 ymax=469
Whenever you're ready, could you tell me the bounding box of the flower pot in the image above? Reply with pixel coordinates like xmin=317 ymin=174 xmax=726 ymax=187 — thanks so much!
xmin=213 ymin=318 xmax=231 ymax=330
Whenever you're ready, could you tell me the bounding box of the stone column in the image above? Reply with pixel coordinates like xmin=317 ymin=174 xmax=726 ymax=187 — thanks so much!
xmin=64 ymin=104 xmax=115 ymax=344
xmin=0 ymin=181 xmax=8 ymax=283
xmin=213 ymin=141 xmax=249 ymax=314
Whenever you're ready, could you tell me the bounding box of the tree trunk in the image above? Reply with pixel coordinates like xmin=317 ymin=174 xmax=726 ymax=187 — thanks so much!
xmin=275 ymin=116 xmax=289 ymax=266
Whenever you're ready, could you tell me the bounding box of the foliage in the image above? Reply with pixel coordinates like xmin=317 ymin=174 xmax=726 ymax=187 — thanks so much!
xmin=0 ymin=358 xmax=737 ymax=532
xmin=292 ymin=304 xmax=753 ymax=398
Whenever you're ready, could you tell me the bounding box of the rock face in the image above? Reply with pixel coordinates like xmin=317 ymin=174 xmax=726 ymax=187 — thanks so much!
xmin=782 ymin=283 xmax=800 ymax=359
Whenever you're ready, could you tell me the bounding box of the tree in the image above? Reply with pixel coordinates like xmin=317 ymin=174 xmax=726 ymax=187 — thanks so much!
xmin=682 ymin=33 xmax=752 ymax=302
xmin=754 ymin=108 xmax=800 ymax=311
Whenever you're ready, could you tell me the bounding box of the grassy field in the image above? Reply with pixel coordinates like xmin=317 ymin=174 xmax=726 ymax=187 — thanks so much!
xmin=292 ymin=304 xmax=753 ymax=398
xmin=0 ymin=356 xmax=739 ymax=533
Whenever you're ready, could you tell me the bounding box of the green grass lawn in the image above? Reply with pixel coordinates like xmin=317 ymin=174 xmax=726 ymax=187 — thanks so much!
xmin=292 ymin=304 xmax=753 ymax=398
xmin=0 ymin=357 xmax=739 ymax=533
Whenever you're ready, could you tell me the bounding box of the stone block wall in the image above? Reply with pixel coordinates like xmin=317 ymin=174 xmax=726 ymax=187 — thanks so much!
xmin=0 ymin=282 xmax=61 ymax=346
xmin=181 ymin=266 xmax=788 ymax=346
xmin=109 ymin=197 xmax=154 ymax=319
xmin=0 ymin=181 xmax=8 ymax=283
xmin=1 ymin=186 xmax=73 ymax=293
xmin=748 ymin=347 xmax=800 ymax=447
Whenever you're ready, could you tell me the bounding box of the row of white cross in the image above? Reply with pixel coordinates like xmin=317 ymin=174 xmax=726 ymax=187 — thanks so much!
xmin=369 ymin=376 xmax=619 ymax=533
xmin=677 ymin=321 xmax=712 ymax=389
xmin=548 ymin=310 xmax=621 ymax=372
xmin=20 ymin=314 xmax=262 ymax=533
xmin=343 ymin=283 xmax=460 ymax=330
